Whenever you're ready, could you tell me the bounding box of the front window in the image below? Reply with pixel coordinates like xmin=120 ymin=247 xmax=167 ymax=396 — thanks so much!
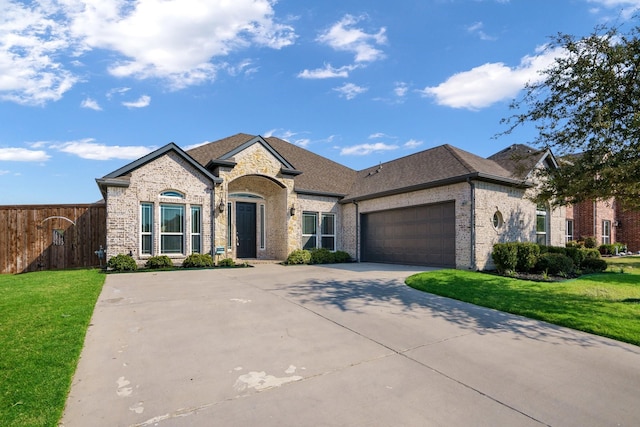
xmin=321 ymin=213 xmax=335 ymax=250
xmin=161 ymin=205 xmax=184 ymax=254
xmin=536 ymin=204 xmax=547 ymax=245
xmin=302 ymin=212 xmax=318 ymax=250
xmin=602 ymin=220 xmax=611 ymax=244
xmin=141 ymin=203 xmax=153 ymax=255
xmin=191 ymin=206 xmax=201 ymax=254
xmin=566 ymin=219 xmax=574 ymax=243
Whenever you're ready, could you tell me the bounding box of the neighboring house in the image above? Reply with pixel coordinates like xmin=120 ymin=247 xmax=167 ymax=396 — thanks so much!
xmin=96 ymin=133 xmax=566 ymax=270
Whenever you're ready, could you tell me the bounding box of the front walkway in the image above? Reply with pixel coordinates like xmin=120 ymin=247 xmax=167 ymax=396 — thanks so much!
xmin=61 ymin=263 xmax=640 ymax=426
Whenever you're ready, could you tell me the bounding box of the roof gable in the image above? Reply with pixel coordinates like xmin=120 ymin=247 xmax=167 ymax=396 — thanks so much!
xmin=488 ymin=144 xmax=557 ymax=180
xmin=96 ymin=143 xmax=222 ymax=197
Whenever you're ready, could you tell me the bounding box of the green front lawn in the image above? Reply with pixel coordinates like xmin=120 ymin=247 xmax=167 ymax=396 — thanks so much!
xmin=406 ymin=257 xmax=640 ymax=346
xmin=0 ymin=269 xmax=105 ymax=427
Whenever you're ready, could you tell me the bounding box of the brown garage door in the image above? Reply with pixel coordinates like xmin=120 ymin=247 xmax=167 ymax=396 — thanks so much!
xmin=361 ymin=201 xmax=456 ymax=267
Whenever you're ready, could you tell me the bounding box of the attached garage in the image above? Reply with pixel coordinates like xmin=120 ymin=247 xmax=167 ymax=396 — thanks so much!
xmin=360 ymin=201 xmax=456 ymax=267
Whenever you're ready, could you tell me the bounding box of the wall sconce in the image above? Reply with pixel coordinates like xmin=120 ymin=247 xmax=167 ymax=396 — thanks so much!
xmin=290 ymin=205 xmax=296 ymax=216
xmin=218 ymin=199 xmax=225 ymax=213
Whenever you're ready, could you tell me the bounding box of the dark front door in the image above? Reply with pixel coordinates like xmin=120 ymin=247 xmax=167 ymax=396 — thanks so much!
xmin=236 ymin=202 xmax=257 ymax=258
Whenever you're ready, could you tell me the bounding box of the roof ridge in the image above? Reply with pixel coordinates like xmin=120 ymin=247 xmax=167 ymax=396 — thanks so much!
xmin=442 ymin=144 xmax=476 ymax=174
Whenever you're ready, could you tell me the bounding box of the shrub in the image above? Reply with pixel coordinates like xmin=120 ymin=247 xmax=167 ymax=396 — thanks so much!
xmin=583 ymin=236 xmax=597 ymax=248
xmin=309 ymin=247 xmax=335 ymax=264
xmin=565 ymin=246 xmax=586 ymax=269
xmin=598 ymin=244 xmax=616 ymax=256
xmin=581 ymin=257 xmax=608 ymax=273
xmin=535 ymin=253 xmax=575 ymax=276
xmin=583 ymin=248 xmax=601 ymax=260
xmin=107 ymin=254 xmax=137 ymax=271
xmin=218 ymin=258 xmax=235 ymax=267
xmin=145 ymin=255 xmax=173 ymax=269
xmin=546 ymin=246 xmax=567 ymax=255
xmin=515 ymin=242 xmax=540 ymax=272
xmin=492 ymin=243 xmax=517 ymax=274
xmin=333 ymin=250 xmax=352 ymax=263
xmin=566 ymin=240 xmax=583 ymax=248
xmin=286 ymin=249 xmax=311 ymax=265
xmin=182 ymin=253 xmax=214 ymax=268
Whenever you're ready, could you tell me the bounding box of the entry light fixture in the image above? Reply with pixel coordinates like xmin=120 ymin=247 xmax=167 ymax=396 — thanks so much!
xmin=290 ymin=205 xmax=296 ymax=216
xmin=218 ymin=199 xmax=225 ymax=213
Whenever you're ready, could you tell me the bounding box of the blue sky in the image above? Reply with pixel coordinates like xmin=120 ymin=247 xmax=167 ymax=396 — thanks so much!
xmin=1 ymin=0 xmax=639 ymax=204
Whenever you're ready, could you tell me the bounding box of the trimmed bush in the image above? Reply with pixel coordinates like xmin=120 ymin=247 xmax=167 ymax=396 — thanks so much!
xmin=492 ymin=243 xmax=517 ymax=274
xmin=333 ymin=250 xmax=352 ymax=263
xmin=565 ymin=246 xmax=586 ymax=269
xmin=535 ymin=253 xmax=575 ymax=276
xmin=286 ymin=249 xmax=311 ymax=265
xmin=145 ymin=255 xmax=173 ymax=269
xmin=309 ymin=247 xmax=335 ymax=264
xmin=182 ymin=253 xmax=214 ymax=268
xmin=218 ymin=258 xmax=235 ymax=267
xmin=516 ymin=242 xmax=540 ymax=272
xmin=581 ymin=257 xmax=608 ymax=273
xmin=598 ymin=244 xmax=616 ymax=256
xmin=583 ymin=236 xmax=597 ymax=248
xmin=583 ymin=248 xmax=601 ymax=260
xmin=107 ymin=254 xmax=137 ymax=271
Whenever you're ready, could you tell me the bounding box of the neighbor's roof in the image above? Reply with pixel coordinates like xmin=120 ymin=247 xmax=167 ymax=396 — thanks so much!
xmin=188 ymin=133 xmax=358 ymax=196
xmin=488 ymin=144 xmax=557 ymax=180
xmin=342 ymin=144 xmax=527 ymax=202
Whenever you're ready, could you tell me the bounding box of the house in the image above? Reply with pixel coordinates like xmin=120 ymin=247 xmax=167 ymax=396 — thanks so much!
xmin=96 ymin=133 xmax=567 ymax=270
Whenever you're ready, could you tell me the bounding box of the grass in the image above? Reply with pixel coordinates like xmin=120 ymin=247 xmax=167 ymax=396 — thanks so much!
xmin=406 ymin=256 xmax=640 ymax=346
xmin=0 ymin=269 xmax=105 ymax=427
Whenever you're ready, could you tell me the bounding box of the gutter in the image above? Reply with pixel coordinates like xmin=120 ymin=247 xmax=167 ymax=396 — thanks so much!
xmin=467 ymin=178 xmax=477 ymax=270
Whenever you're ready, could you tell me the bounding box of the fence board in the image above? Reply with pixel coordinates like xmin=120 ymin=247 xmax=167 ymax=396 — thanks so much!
xmin=0 ymin=203 xmax=106 ymax=274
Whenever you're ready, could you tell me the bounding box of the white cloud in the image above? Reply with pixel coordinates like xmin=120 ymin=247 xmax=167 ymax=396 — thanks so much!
xmin=0 ymin=147 xmax=50 ymax=162
xmin=333 ymin=82 xmax=368 ymax=100
xmin=183 ymin=141 xmax=210 ymax=150
xmin=467 ymin=21 xmax=496 ymax=41
xmin=0 ymin=170 xmax=9 ymax=175
xmin=106 ymin=87 xmax=131 ymax=99
xmin=81 ymin=97 xmax=102 ymax=111
xmin=340 ymin=142 xmax=398 ymax=156
xmin=317 ymin=14 xmax=387 ymax=63
xmin=0 ymin=0 xmax=296 ymax=104
xmin=394 ymin=82 xmax=408 ymax=98
xmin=588 ymin=0 xmax=640 ymax=16
xmin=404 ymin=139 xmax=423 ymax=149
xmin=297 ymin=63 xmax=358 ymax=79
xmin=419 ymin=46 xmax=564 ymax=110
xmin=50 ymin=138 xmax=154 ymax=160
xmin=369 ymin=133 xmax=389 ymax=139
xmin=65 ymin=0 xmax=296 ymax=88
xmin=0 ymin=1 xmax=77 ymax=106
xmin=122 ymin=95 xmax=151 ymax=108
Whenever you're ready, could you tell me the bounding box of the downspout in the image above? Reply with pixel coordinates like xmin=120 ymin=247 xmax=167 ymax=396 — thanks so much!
xmin=353 ymin=200 xmax=359 ymax=262
xmin=467 ymin=178 xmax=476 ymax=270
xmin=210 ymin=184 xmax=217 ymax=256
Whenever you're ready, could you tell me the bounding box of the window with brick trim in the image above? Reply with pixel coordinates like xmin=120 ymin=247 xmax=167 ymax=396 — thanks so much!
xmin=321 ymin=213 xmax=335 ymax=251
xmin=191 ymin=206 xmax=201 ymax=254
xmin=302 ymin=212 xmax=317 ymax=250
xmin=536 ymin=204 xmax=548 ymax=245
xmin=566 ymin=219 xmax=574 ymax=243
xmin=161 ymin=204 xmax=184 ymax=254
xmin=141 ymin=203 xmax=153 ymax=255
xmin=602 ymin=220 xmax=611 ymax=244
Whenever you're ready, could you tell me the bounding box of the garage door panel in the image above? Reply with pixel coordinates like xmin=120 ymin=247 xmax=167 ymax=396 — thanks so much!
xmin=361 ymin=202 xmax=456 ymax=267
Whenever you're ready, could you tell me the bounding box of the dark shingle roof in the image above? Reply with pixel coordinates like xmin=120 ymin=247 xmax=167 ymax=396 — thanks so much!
xmin=187 ymin=133 xmax=358 ymax=196
xmin=343 ymin=144 xmax=520 ymax=201
xmin=487 ymin=144 xmax=549 ymax=180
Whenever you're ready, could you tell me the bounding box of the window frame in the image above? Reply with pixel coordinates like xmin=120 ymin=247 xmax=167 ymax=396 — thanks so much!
xmin=320 ymin=213 xmax=336 ymax=251
xmin=602 ymin=220 xmax=611 ymax=245
xmin=160 ymin=204 xmax=185 ymax=255
xmin=566 ymin=219 xmax=574 ymax=243
xmin=535 ymin=205 xmax=548 ymax=245
xmin=302 ymin=211 xmax=318 ymax=250
xmin=141 ymin=203 xmax=153 ymax=255
xmin=191 ymin=205 xmax=201 ymax=254
xmin=259 ymin=204 xmax=266 ymax=250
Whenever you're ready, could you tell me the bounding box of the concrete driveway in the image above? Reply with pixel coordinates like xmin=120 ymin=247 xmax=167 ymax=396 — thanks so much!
xmin=61 ymin=263 xmax=640 ymax=427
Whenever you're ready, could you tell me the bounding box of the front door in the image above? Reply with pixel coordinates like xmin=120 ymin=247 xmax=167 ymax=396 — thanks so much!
xmin=236 ymin=202 xmax=257 ymax=258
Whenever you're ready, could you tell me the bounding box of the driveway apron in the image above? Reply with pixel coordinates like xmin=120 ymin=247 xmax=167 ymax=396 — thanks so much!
xmin=61 ymin=263 xmax=640 ymax=427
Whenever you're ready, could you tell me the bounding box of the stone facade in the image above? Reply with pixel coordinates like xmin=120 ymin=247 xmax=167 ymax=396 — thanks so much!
xmin=104 ymin=151 xmax=215 ymax=264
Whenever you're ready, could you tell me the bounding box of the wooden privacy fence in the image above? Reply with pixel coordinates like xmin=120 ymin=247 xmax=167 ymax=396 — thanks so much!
xmin=0 ymin=203 xmax=106 ymax=274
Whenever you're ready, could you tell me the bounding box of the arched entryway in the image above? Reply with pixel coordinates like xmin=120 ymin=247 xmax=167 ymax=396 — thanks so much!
xmin=227 ymin=175 xmax=289 ymax=260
